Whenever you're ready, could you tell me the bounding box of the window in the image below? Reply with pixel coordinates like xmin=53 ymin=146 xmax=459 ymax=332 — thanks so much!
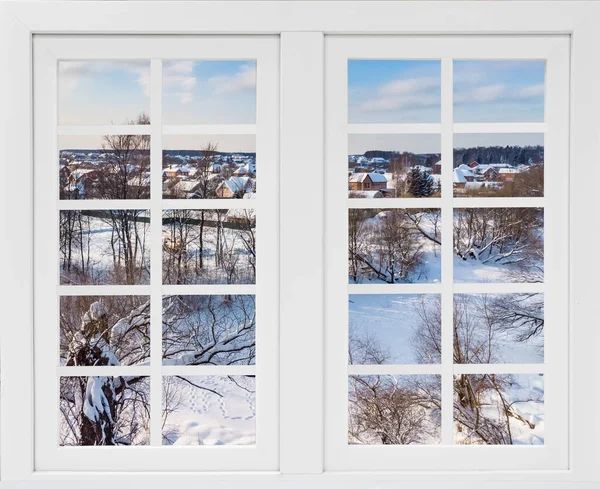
xmin=325 ymin=36 xmax=569 ymax=471
xmin=33 ymin=36 xmax=279 ymax=471
xmin=2 ymin=2 xmax=599 ymax=486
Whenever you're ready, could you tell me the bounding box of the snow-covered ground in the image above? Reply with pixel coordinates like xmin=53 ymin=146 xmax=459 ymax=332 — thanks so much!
xmin=60 ymin=211 xmax=150 ymax=285
xmin=349 ymin=294 xmax=440 ymax=364
xmin=162 ymin=376 xmax=256 ymax=446
xmin=454 ymin=255 xmax=543 ymax=283
xmin=162 ymin=218 xmax=255 ymax=285
xmin=454 ymin=374 xmax=545 ymax=445
xmin=349 ymin=210 xmax=441 ymax=284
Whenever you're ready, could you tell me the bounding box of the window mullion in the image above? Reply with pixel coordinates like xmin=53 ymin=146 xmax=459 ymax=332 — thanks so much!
xmin=279 ymin=31 xmax=325 ymax=474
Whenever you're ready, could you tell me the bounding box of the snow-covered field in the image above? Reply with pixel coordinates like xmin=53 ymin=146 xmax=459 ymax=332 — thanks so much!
xmin=162 ymin=376 xmax=256 ymax=446
xmin=349 ymin=209 xmax=441 ymax=284
xmin=60 ymin=211 xmax=150 ymax=285
xmin=162 ymin=213 xmax=255 ymax=285
xmin=349 ymin=294 xmax=440 ymax=364
xmin=454 ymin=374 xmax=545 ymax=445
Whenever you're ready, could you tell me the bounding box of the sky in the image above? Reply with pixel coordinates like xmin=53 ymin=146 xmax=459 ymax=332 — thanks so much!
xmin=348 ymin=59 xmax=545 ymax=148
xmin=59 ymin=60 xmax=256 ymax=126
xmin=349 ymin=134 xmax=440 ymax=155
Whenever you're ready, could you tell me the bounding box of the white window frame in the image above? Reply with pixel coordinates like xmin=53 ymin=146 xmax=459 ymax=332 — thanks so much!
xmin=325 ymin=34 xmax=570 ymax=472
xmin=33 ymin=35 xmax=280 ymax=472
xmin=1 ymin=1 xmax=599 ymax=487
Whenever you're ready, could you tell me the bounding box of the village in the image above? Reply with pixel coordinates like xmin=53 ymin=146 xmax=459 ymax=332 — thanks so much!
xmin=59 ymin=149 xmax=256 ymax=200
xmin=348 ymin=152 xmax=544 ymax=198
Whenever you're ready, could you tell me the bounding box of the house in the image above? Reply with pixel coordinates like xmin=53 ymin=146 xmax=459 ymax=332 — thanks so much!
xmin=468 ymin=160 xmax=480 ymax=169
xmin=498 ymin=168 xmax=518 ymax=182
xmin=215 ymin=176 xmax=255 ymax=198
xmin=163 ymin=165 xmax=190 ymax=179
xmin=453 ymin=165 xmax=475 ymax=189
xmin=433 ymin=161 xmax=442 ymax=175
xmin=170 ymin=180 xmax=202 ymax=199
xmin=348 ymin=172 xmax=388 ymax=191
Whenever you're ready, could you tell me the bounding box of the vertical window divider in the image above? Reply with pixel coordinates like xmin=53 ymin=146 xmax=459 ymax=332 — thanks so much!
xmin=150 ymin=58 xmax=163 ymax=447
xmin=440 ymin=57 xmax=455 ymax=445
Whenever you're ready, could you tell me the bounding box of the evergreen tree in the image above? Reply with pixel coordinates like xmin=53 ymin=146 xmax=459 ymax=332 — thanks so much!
xmin=407 ymin=168 xmax=435 ymax=197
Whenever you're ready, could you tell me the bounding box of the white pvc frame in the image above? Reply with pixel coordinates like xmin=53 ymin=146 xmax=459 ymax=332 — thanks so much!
xmin=325 ymin=35 xmax=569 ymax=472
xmin=1 ymin=1 xmax=599 ymax=487
xmin=33 ymin=35 xmax=280 ymax=472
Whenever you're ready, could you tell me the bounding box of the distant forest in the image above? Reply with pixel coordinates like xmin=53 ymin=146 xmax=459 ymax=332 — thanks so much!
xmin=360 ymin=145 xmax=544 ymax=169
xmin=453 ymin=145 xmax=544 ymax=168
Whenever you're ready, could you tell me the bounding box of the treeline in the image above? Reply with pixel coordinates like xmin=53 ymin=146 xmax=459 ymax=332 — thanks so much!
xmin=453 ymin=145 xmax=544 ymax=168
xmin=362 ymin=150 xmax=440 ymax=166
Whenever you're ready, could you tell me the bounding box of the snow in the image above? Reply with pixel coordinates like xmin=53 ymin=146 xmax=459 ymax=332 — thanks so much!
xmin=349 ymin=172 xmax=388 ymax=184
xmin=349 ymin=294 xmax=440 ymax=364
xmin=454 ymin=374 xmax=545 ymax=445
xmin=162 ymin=376 xmax=256 ymax=446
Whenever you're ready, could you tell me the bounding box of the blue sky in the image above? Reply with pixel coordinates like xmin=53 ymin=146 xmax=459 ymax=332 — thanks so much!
xmin=59 ymin=60 xmax=256 ymax=126
xmin=348 ymin=59 xmax=545 ymax=147
xmin=162 ymin=60 xmax=256 ymax=125
xmin=59 ymin=61 xmax=151 ymax=125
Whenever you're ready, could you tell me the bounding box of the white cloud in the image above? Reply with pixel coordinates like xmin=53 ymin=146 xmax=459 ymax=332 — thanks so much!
xmin=163 ymin=61 xmax=197 ymax=105
xmin=378 ymin=77 xmax=439 ymax=96
xmin=515 ymin=83 xmax=545 ymax=98
xmin=455 ymin=84 xmax=506 ymax=104
xmin=357 ymin=75 xmax=440 ymax=113
xmin=59 ymin=60 xmax=150 ymax=97
xmin=209 ymin=64 xmax=256 ymax=95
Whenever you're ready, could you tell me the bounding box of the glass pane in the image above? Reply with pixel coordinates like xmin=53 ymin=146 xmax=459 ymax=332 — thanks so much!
xmin=453 ymin=133 xmax=544 ymax=197
xmin=162 ymin=135 xmax=256 ymax=199
xmin=453 ymin=208 xmax=543 ymax=283
xmin=59 ymin=61 xmax=150 ymax=126
xmin=349 ymin=208 xmax=441 ymax=284
xmin=349 ymin=375 xmax=441 ymax=444
xmin=453 ymin=60 xmax=545 ymax=123
xmin=454 ymin=374 xmax=544 ymax=445
xmin=162 ymin=209 xmax=255 ymax=284
xmin=59 ymin=376 xmax=150 ymax=446
xmin=349 ymin=134 xmax=441 ymax=198
xmin=59 ymin=135 xmax=150 ymax=200
xmin=162 ymin=295 xmax=255 ymax=366
xmin=348 ymin=60 xmax=441 ymax=123
xmin=60 ymin=296 xmax=150 ymax=367
xmin=163 ymin=61 xmax=256 ymax=125
xmin=349 ymin=294 xmax=441 ymax=364
xmin=454 ymin=294 xmax=544 ymax=364
xmin=162 ymin=376 xmax=255 ymax=446
xmin=59 ymin=210 xmax=150 ymax=285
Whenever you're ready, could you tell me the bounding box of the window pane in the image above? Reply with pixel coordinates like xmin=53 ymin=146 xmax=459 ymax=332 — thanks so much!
xmin=349 ymin=208 xmax=441 ymax=284
xmin=348 ymin=60 xmax=441 ymax=123
xmin=349 ymin=134 xmax=441 ymax=198
xmin=454 ymin=374 xmax=544 ymax=445
xmin=163 ymin=61 xmax=256 ymax=125
xmin=59 ymin=61 xmax=150 ymax=126
xmin=59 ymin=210 xmax=150 ymax=285
xmin=60 ymin=296 xmax=150 ymax=366
xmin=162 ymin=376 xmax=256 ymax=446
xmin=454 ymin=294 xmax=544 ymax=364
xmin=60 ymin=376 xmax=150 ymax=446
xmin=162 ymin=209 xmax=255 ymax=284
xmin=59 ymin=135 xmax=150 ymax=200
xmin=453 ymin=208 xmax=543 ymax=283
xmin=162 ymin=135 xmax=256 ymax=199
xmin=453 ymin=133 xmax=544 ymax=197
xmin=349 ymin=294 xmax=441 ymax=364
xmin=162 ymin=295 xmax=255 ymax=366
xmin=349 ymin=375 xmax=441 ymax=445
xmin=453 ymin=60 xmax=545 ymax=123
